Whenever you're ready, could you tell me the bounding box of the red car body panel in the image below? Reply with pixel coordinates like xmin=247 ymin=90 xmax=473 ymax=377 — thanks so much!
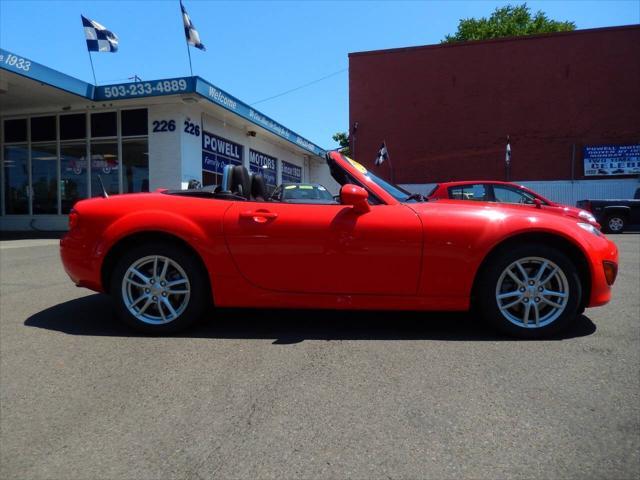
xmin=60 ymin=152 xmax=618 ymax=313
xmin=428 ymin=180 xmax=599 ymax=226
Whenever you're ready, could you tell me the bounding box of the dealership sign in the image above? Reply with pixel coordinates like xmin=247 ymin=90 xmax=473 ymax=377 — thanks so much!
xmin=2 ymin=48 xmax=324 ymax=158
xmin=583 ymin=144 xmax=640 ymax=176
xmin=281 ymin=161 xmax=302 ymax=183
xmin=202 ymin=131 xmax=243 ymax=174
xmin=249 ymin=149 xmax=277 ymax=187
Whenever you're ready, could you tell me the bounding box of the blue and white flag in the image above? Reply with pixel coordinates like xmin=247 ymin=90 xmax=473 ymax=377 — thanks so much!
xmin=505 ymin=137 xmax=512 ymax=165
xmin=81 ymin=15 xmax=118 ymax=52
xmin=180 ymin=1 xmax=205 ymax=50
xmin=375 ymin=142 xmax=388 ymax=166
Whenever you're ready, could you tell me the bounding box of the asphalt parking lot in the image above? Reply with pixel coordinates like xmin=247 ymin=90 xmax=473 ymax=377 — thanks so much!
xmin=1 ymin=234 xmax=638 ymax=479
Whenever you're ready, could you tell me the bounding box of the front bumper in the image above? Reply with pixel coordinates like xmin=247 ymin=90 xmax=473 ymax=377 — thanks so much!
xmin=586 ymin=236 xmax=618 ymax=308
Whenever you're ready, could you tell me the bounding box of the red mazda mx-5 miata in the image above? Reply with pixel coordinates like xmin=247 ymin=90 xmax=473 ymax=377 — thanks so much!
xmin=60 ymin=151 xmax=618 ymax=338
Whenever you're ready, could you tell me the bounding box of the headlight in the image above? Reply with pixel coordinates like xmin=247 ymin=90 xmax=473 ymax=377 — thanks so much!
xmin=578 ymin=210 xmax=596 ymax=223
xmin=577 ymin=222 xmax=602 ymax=237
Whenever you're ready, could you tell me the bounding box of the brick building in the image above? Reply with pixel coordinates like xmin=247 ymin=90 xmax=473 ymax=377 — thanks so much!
xmin=349 ymin=25 xmax=640 ymax=203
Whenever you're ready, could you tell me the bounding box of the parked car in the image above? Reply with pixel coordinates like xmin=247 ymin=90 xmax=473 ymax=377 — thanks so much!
xmin=270 ymin=183 xmax=336 ymax=204
xmin=428 ymin=181 xmax=599 ymax=227
xmin=577 ymin=188 xmax=640 ymax=233
xmin=60 ymin=152 xmax=618 ymax=339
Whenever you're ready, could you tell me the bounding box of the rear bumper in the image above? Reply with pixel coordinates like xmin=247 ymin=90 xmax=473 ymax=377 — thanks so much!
xmin=586 ymin=236 xmax=618 ymax=307
xmin=60 ymin=232 xmax=104 ymax=292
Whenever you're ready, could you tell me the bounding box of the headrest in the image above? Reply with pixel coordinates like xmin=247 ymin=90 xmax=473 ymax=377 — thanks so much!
xmin=230 ymin=165 xmax=252 ymax=199
xmin=251 ymin=174 xmax=267 ymax=201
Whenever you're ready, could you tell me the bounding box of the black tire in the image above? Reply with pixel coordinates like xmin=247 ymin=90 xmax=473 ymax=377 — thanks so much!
xmin=110 ymin=242 xmax=209 ymax=334
xmin=476 ymin=243 xmax=582 ymax=339
xmin=604 ymin=214 xmax=626 ymax=234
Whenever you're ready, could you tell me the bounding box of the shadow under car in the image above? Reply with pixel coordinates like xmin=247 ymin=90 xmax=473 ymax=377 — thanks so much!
xmin=24 ymin=293 xmax=597 ymax=343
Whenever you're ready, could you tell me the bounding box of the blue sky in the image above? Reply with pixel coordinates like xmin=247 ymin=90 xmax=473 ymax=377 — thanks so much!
xmin=1 ymin=0 xmax=638 ymax=149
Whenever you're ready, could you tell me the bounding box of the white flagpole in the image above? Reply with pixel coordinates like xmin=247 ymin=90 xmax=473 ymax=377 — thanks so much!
xmin=186 ymin=42 xmax=193 ymax=76
xmin=384 ymin=140 xmax=396 ymax=184
xmin=180 ymin=0 xmax=194 ymax=76
xmin=87 ymin=50 xmax=97 ymax=85
xmin=505 ymin=135 xmax=511 ymax=181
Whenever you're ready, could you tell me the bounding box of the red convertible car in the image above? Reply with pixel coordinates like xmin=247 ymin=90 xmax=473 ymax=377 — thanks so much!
xmin=428 ymin=180 xmax=599 ymax=227
xmin=60 ymin=152 xmax=618 ymax=338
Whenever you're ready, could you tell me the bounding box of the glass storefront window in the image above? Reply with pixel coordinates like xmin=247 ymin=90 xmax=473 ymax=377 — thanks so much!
xmin=91 ymin=112 xmax=117 ymax=138
xmin=60 ymin=114 xmax=86 ymax=140
xmin=60 ymin=143 xmax=88 ymax=213
xmin=3 ymin=145 xmax=29 ymax=214
xmin=90 ymin=141 xmax=119 ymax=196
xmin=3 ymin=119 xmax=27 ymax=143
xmin=31 ymin=116 xmax=56 ymax=142
xmin=122 ymin=109 xmax=148 ymax=137
xmin=2 ymin=109 xmax=149 ymax=216
xmin=31 ymin=144 xmax=58 ymax=214
xmin=123 ymin=138 xmax=149 ymax=193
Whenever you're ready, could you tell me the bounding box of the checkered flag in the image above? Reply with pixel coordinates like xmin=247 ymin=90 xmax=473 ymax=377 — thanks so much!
xmin=180 ymin=0 xmax=205 ymax=50
xmin=81 ymin=15 xmax=118 ymax=52
xmin=375 ymin=143 xmax=388 ymax=166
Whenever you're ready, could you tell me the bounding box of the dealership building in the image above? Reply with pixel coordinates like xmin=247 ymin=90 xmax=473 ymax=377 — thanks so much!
xmin=349 ymin=25 xmax=640 ymax=203
xmin=0 ymin=48 xmax=331 ymax=231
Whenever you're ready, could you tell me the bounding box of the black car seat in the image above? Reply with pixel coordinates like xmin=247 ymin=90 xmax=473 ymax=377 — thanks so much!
xmin=230 ymin=165 xmax=252 ymax=200
xmin=211 ymin=164 xmax=248 ymax=200
xmin=251 ymin=174 xmax=267 ymax=201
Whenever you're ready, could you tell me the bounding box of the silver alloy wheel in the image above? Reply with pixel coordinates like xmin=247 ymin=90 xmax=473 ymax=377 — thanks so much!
xmin=495 ymin=256 xmax=569 ymax=329
xmin=608 ymin=217 xmax=624 ymax=232
xmin=121 ymin=255 xmax=191 ymax=325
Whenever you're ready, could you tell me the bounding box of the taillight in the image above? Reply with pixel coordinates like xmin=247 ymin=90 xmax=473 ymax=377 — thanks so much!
xmin=603 ymin=261 xmax=617 ymax=286
xmin=68 ymin=209 xmax=79 ymax=229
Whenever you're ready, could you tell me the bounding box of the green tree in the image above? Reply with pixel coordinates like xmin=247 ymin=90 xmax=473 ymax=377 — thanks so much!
xmin=442 ymin=3 xmax=575 ymax=44
xmin=332 ymin=131 xmax=351 ymax=156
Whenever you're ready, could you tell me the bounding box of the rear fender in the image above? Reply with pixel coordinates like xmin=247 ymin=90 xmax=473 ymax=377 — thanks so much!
xmin=95 ymin=210 xmax=222 ymax=295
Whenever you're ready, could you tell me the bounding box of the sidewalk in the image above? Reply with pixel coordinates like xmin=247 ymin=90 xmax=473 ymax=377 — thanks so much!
xmin=0 ymin=230 xmax=66 ymax=241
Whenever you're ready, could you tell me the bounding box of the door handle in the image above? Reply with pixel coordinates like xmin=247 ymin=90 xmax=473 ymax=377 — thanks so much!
xmin=239 ymin=210 xmax=278 ymax=223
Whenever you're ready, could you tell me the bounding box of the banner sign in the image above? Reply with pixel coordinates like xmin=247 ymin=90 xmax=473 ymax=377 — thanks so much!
xmin=0 ymin=48 xmax=325 ymax=157
xmin=281 ymin=161 xmax=302 ymax=183
xmin=583 ymin=144 xmax=640 ymax=176
xmin=0 ymin=48 xmax=94 ymax=98
xmin=249 ymin=149 xmax=277 ymax=187
xmin=202 ymin=131 xmax=243 ymax=174
xmin=195 ymin=79 xmax=325 ymax=157
xmin=95 ymin=77 xmax=194 ymax=100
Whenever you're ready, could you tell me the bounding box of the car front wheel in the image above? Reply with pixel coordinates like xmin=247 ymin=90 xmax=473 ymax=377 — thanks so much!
xmin=477 ymin=244 xmax=582 ymax=339
xmin=110 ymin=242 xmax=208 ymax=334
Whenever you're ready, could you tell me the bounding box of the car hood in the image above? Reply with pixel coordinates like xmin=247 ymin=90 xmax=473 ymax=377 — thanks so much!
xmin=406 ymin=199 xmax=585 ymax=227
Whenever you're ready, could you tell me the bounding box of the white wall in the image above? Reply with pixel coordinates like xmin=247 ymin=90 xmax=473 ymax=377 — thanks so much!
xmin=181 ymin=103 xmax=205 ymax=188
xmin=309 ymin=158 xmax=340 ymax=194
xmin=518 ymin=179 xmax=639 ymax=205
xmin=147 ymin=103 xmax=183 ymax=190
xmin=400 ymin=178 xmax=640 ymax=206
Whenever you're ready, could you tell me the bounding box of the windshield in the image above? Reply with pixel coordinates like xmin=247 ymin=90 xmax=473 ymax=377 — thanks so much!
xmin=361 ymin=169 xmax=413 ymax=202
xmin=329 ymin=153 xmax=422 ymax=203
xmin=283 ymin=184 xmax=334 ymax=201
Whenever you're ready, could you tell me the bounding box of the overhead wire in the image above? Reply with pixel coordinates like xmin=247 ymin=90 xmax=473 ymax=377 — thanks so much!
xmin=250 ymin=67 xmax=348 ymax=106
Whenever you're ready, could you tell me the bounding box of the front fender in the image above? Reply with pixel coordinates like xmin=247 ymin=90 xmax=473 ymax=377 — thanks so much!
xmin=415 ymin=202 xmax=616 ymax=308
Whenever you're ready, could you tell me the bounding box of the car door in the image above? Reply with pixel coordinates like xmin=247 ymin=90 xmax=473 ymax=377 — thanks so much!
xmin=223 ymin=201 xmax=423 ymax=295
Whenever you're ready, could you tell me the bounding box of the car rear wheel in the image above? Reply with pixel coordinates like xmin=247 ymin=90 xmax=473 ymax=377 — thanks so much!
xmin=604 ymin=214 xmax=626 ymax=234
xmin=477 ymin=244 xmax=582 ymax=339
xmin=110 ymin=242 xmax=208 ymax=334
